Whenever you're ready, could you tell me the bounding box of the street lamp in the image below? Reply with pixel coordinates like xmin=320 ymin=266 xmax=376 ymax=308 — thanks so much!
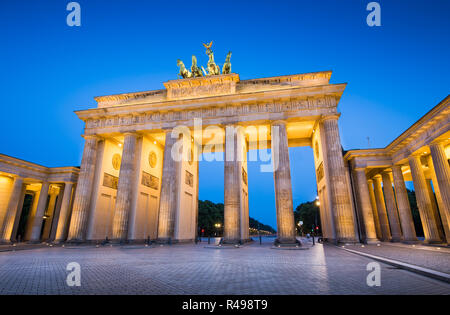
xmin=214 ymin=223 xmax=221 ymax=237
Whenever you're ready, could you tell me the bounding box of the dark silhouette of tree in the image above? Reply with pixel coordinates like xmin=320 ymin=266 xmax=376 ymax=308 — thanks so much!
xmin=294 ymin=200 xmax=321 ymax=235
xmin=197 ymin=200 xmax=276 ymax=236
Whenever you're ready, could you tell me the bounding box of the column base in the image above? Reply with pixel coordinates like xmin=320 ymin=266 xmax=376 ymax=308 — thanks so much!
xmin=323 ymin=238 xmax=338 ymax=245
xmin=65 ymin=239 xmax=87 ymax=245
xmin=401 ymin=239 xmax=419 ymax=244
xmin=110 ymin=239 xmax=130 ymax=245
xmin=364 ymin=238 xmax=380 ymax=244
xmin=390 ymin=237 xmax=403 ymax=243
xmin=222 ymin=238 xmax=242 ymax=245
xmin=0 ymin=240 xmax=13 ymax=245
xmin=274 ymin=238 xmax=301 ymax=247
xmin=156 ymin=237 xmax=178 ymax=245
xmin=424 ymin=239 xmax=445 ymax=245
xmin=27 ymin=240 xmax=43 ymax=244
xmin=336 ymin=238 xmax=359 ymax=244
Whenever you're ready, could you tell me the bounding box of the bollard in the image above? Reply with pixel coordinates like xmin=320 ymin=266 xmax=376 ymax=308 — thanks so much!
xmin=208 ymin=237 xmax=211 ymax=244
xmin=259 ymin=235 xmax=262 ymax=245
xmin=312 ymin=235 xmax=315 ymax=246
xmin=168 ymin=237 xmax=172 ymax=245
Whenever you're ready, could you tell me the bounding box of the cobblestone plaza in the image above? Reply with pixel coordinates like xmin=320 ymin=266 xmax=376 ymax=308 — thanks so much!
xmin=0 ymin=240 xmax=448 ymax=295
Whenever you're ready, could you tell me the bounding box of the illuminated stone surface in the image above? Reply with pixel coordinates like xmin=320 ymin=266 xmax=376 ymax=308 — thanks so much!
xmin=0 ymin=241 xmax=448 ymax=295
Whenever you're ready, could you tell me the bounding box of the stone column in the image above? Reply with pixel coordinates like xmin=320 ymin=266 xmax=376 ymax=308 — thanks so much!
xmin=0 ymin=176 xmax=24 ymax=243
xmin=429 ymin=142 xmax=450 ymax=244
xmin=373 ymin=176 xmax=391 ymax=241
xmin=29 ymin=182 xmax=50 ymax=243
xmin=112 ymin=132 xmax=139 ymax=242
xmin=391 ymin=165 xmax=417 ymax=242
xmin=271 ymin=121 xmax=297 ymax=245
xmin=381 ymin=172 xmax=403 ymax=242
xmin=10 ymin=185 xmax=26 ymax=242
xmin=54 ymin=183 xmax=74 ymax=243
xmin=41 ymin=188 xmax=59 ymax=240
xmin=321 ymin=116 xmax=356 ymax=243
xmin=425 ymin=179 xmax=445 ymax=241
xmin=367 ymin=179 xmax=382 ymax=239
xmin=67 ymin=135 xmax=100 ymax=241
xmin=408 ymin=155 xmax=441 ymax=243
xmin=157 ymin=130 xmax=181 ymax=242
xmin=353 ymin=169 xmax=378 ymax=243
xmin=223 ymin=125 xmax=242 ymax=244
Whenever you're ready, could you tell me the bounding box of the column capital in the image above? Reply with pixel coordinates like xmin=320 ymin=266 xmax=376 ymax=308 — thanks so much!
xmin=270 ymin=120 xmax=287 ymax=126
xmin=82 ymin=134 xmax=101 ymax=140
xmin=408 ymin=153 xmax=422 ymax=160
xmin=391 ymin=164 xmax=403 ymax=171
xmin=381 ymin=169 xmax=393 ymax=176
xmin=122 ymin=131 xmax=139 ymax=138
xmin=320 ymin=114 xmax=341 ymax=123
xmin=429 ymin=139 xmax=446 ymax=147
xmin=10 ymin=174 xmax=24 ymax=180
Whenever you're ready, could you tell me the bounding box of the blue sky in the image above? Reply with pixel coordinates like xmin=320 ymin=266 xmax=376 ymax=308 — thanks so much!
xmin=1 ymin=0 xmax=449 ymax=229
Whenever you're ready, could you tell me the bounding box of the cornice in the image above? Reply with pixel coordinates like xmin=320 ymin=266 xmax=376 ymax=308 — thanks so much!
xmin=75 ymin=83 xmax=346 ymax=121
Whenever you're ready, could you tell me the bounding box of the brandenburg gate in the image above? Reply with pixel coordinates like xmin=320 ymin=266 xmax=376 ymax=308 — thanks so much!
xmin=0 ymin=45 xmax=449 ymax=246
xmin=64 ymin=67 xmax=357 ymax=245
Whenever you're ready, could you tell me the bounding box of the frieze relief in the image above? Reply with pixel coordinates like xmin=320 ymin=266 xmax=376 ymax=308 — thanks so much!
xmin=85 ymin=96 xmax=337 ymax=130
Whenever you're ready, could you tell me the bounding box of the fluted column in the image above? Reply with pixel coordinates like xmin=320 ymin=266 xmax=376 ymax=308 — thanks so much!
xmin=391 ymin=165 xmax=417 ymax=242
xmin=29 ymin=182 xmax=50 ymax=242
xmin=112 ymin=132 xmax=139 ymax=242
xmin=367 ymin=179 xmax=382 ymax=239
xmin=0 ymin=176 xmax=24 ymax=243
xmin=322 ymin=116 xmax=356 ymax=242
xmin=271 ymin=121 xmax=297 ymax=244
xmin=223 ymin=125 xmax=241 ymax=244
xmin=67 ymin=135 xmax=100 ymax=241
xmin=372 ymin=176 xmax=391 ymax=241
xmin=425 ymin=179 xmax=445 ymax=241
xmin=429 ymin=142 xmax=450 ymax=244
xmin=157 ymin=130 xmax=181 ymax=242
xmin=54 ymin=183 xmax=74 ymax=243
xmin=381 ymin=172 xmax=403 ymax=241
xmin=353 ymin=169 xmax=378 ymax=243
xmin=408 ymin=155 xmax=441 ymax=243
xmin=41 ymin=188 xmax=59 ymax=240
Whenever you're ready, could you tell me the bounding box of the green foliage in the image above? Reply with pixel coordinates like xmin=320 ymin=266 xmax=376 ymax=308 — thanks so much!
xmin=197 ymin=200 xmax=276 ymax=236
xmin=294 ymin=200 xmax=321 ymax=235
xmin=197 ymin=200 xmax=224 ymax=236
xmin=248 ymin=217 xmax=276 ymax=234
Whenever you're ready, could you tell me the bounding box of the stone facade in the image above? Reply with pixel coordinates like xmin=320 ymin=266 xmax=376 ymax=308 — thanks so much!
xmin=345 ymin=96 xmax=450 ymax=244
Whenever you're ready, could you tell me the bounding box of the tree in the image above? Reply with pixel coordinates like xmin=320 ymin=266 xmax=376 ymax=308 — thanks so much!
xmin=294 ymin=200 xmax=321 ymax=235
xmin=197 ymin=200 xmax=276 ymax=236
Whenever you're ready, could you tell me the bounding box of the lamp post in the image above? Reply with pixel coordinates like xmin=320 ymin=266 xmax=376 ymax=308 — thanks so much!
xmin=214 ymin=223 xmax=221 ymax=237
xmin=298 ymin=221 xmax=303 ymax=236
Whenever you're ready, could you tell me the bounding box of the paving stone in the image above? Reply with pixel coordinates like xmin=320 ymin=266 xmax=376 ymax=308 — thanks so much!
xmin=0 ymin=241 xmax=448 ymax=295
